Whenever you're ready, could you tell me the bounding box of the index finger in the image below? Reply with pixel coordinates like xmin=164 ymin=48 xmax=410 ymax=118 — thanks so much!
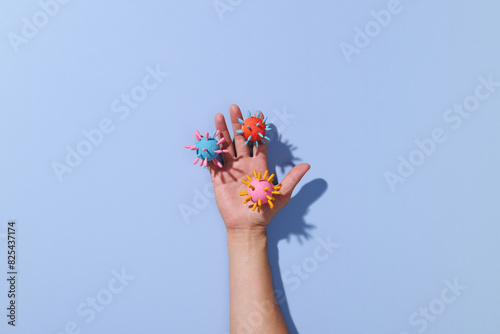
xmin=214 ymin=113 xmax=234 ymax=157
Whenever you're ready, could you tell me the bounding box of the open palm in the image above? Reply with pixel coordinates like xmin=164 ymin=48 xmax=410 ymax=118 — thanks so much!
xmin=208 ymin=104 xmax=310 ymax=231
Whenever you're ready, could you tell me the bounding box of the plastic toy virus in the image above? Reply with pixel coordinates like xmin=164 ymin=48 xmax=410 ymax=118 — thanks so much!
xmin=236 ymin=110 xmax=271 ymax=148
xmin=239 ymin=170 xmax=281 ymax=213
xmin=184 ymin=130 xmax=229 ymax=168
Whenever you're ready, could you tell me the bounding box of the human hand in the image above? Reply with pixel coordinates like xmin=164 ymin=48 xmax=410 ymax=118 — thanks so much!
xmin=209 ymin=104 xmax=310 ymax=234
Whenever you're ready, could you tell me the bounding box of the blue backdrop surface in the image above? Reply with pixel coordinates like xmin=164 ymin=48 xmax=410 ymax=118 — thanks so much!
xmin=1 ymin=0 xmax=499 ymax=333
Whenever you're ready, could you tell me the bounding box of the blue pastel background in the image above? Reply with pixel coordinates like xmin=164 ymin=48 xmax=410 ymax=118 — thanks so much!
xmin=1 ymin=0 xmax=499 ymax=333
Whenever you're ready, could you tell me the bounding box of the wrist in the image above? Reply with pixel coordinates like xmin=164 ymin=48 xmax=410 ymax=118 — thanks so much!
xmin=226 ymin=227 xmax=267 ymax=245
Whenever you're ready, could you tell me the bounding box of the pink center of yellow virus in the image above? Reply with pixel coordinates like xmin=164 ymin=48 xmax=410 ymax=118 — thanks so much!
xmin=239 ymin=170 xmax=281 ymax=213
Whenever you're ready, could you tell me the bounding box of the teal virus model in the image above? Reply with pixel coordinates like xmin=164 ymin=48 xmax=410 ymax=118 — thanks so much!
xmin=184 ymin=130 xmax=229 ymax=168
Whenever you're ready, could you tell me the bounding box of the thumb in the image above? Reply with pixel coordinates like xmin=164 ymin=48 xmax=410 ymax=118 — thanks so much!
xmin=277 ymin=163 xmax=311 ymax=205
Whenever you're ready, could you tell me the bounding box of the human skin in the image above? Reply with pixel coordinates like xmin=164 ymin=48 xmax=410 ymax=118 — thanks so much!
xmin=208 ymin=104 xmax=310 ymax=333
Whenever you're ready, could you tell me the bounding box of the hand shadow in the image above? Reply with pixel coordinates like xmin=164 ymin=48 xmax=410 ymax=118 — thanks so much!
xmin=266 ymin=126 xmax=302 ymax=175
xmin=264 ymin=126 xmax=328 ymax=333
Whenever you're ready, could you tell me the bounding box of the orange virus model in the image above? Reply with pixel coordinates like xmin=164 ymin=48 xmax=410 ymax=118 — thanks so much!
xmin=236 ymin=111 xmax=271 ymax=148
xmin=239 ymin=170 xmax=281 ymax=213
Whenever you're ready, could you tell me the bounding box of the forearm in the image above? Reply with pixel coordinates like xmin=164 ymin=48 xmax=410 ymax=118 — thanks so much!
xmin=227 ymin=229 xmax=288 ymax=333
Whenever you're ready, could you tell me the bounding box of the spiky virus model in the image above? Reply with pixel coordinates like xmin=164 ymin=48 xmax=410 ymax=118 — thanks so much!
xmin=236 ymin=110 xmax=271 ymax=148
xmin=184 ymin=130 xmax=229 ymax=168
xmin=239 ymin=170 xmax=281 ymax=213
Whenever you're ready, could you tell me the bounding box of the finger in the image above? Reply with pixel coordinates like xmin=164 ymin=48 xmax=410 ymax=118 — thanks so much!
xmin=252 ymin=110 xmax=268 ymax=159
xmin=214 ymin=113 xmax=234 ymax=158
xmin=229 ymin=104 xmax=250 ymax=158
xmin=208 ymin=113 xmax=233 ymax=175
xmin=278 ymin=163 xmax=311 ymax=201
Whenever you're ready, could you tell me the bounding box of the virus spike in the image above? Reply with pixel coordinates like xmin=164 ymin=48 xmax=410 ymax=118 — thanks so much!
xmin=216 ymin=138 xmax=225 ymax=145
xmin=214 ymin=160 xmax=223 ymax=168
xmin=263 ymin=116 xmax=268 ymax=123
xmin=202 ymin=148 xmax=208 ymax=152
xmin=214 ymin=150 xmax=223 ymax=153
xmin=199 ymin=159 xmax=204 ymax=166
xmin=242 ymin=180 xmax=256 ymax=189
xmin=258 ymin=132 xmax=264 ymax=138
xmin=264 ymin=136 xmax=270 ymax=140
xmin=214 ymin=130 xmax=220 ymax=138
xmin=236 ymin=129 xmax=244 ymax=134
xmin=267 ymin=174 xmax=275 ymax=183
xmin=246 ymin=175 xmax=252 ymax=181
xmin=204 ymin=157 xmax=208 ymax=167
xmin=268 ymin=200 xmax=274 ymax=209
xmin=238 ymin=118 xmax=245 ymax=125
xmin=258 ymin=198 xmax=262 ymax=212
xmin=247 ymin=110 xmax=252 ymax=117
xmin=273 ymin=185 xmax=281 ymax=190
xmin=263 ymin=170 xmax=269 ymax=179
xmin=245 ymin=136 xmax=252 ymax=145
xmin=205 ymin=132 xmax=209 ymax=140
xmin=253 ymin=170 xmax=258 ymax=178
xmin=258 ymin=173 xmax=262 ymax=181
xmin=194 ymin=131 xmax=201 ymax=141
xmin=222 ymin=149 xmax=230 ymax=153
xmin=256 ymin=123 xmax=260 ymax=126
xmin=272 ymin=191 xmax=281 ymax=195
xmin=246 ymin=126 xmax=251 ymax=129
xmin=240 ymin=190 xmax=248 ymax=196
xmin=255 ymin=141 xmax=259 ymax=148
xmin=185 ymin=145 xmax=199 ymax=150
xmin=257 ymin=111 xmax=261 ymax=118
xmin=265 ymin=127 xmax=272 ymax=131
xmin=252 ymin=203 xmax=258 ymax=211
xmin=243 ymin=196 xmax=252 ymax=203
xmin=261 ymin=139 xmax=266 ymax=145
xmin=263 ymin=187 xmax=269 ymax=191
xmin=193 ymin=157 xmax=200 ymax=165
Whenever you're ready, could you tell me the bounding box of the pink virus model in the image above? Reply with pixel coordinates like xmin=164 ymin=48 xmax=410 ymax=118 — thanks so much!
xmin=239 ymin=170 xmax=281 ymax=213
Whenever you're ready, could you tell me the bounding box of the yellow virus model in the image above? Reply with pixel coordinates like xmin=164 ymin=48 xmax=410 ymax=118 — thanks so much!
xmin=239 ymin=170 xmax=281 ymax=213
